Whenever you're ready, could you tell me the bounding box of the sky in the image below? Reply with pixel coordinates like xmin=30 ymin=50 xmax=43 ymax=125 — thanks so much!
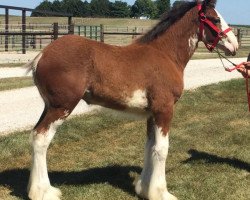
xmin=0 ymin=0 xmax=249 ymax=25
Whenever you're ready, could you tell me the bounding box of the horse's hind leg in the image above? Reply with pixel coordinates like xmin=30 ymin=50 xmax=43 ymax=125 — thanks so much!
xmin=28 ymin=106 xmax=70 ymax=200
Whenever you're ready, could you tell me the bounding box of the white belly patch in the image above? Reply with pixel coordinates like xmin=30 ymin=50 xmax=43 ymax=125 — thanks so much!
xmin=126 ymin=90 xmax=148 ymax=109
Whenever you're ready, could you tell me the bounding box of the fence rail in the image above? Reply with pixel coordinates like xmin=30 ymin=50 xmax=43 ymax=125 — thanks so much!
xmin=0 ymin=23 xmax=74 ymax=52
xmin=0 ymin=24 xmax=249 ymax=53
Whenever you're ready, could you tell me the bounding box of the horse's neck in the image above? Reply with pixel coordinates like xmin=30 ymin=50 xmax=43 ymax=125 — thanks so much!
xmin=152 ymin=8 xmax=199 ymax=71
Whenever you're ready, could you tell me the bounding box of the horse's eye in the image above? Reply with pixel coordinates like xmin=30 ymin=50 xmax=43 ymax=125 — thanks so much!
xmin=214 ymin=18 xmax=221 ymax=24
xmin=207 ymin=16 xmax=221 ymax=24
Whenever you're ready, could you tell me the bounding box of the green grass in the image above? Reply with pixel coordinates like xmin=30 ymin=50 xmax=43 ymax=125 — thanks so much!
xmin=0 ymin=79 xmax=249 ymax=200
xmin=0 ymin=63 xmax=26 ymax=68
xmin=0 ymin=77 xmax=33 ymax=91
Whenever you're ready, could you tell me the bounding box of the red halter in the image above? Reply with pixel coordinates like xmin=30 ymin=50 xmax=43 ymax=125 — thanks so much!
xmin=197 ymin=3 xmax=231 ymax=52
xmin=197 ymin=4 xmax=250 ymax=111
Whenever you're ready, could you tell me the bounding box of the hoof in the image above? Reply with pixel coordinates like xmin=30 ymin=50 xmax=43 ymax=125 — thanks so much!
xmin=28 ymin=186 xmax=62 ymax=200
xmin=161 ymin=191 xmax=178 ymax=200
xmin=135 ymin=179 xmax=148 ymax=199
xmin=148 ymin=191 xmax=178 ymax=200
xmin=135 ymin=179 xmax=177 ymax=200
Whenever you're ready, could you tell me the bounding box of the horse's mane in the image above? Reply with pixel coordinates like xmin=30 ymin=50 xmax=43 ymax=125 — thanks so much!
xmin=138 ymin=1 xmax=197 ymax=44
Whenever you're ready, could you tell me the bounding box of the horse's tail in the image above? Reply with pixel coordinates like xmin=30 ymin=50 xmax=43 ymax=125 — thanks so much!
xmin=24 ymin=52 xmax=43 ymax=75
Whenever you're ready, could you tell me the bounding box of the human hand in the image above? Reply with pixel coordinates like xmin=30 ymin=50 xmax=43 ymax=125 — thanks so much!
xmin=237 ymin=62 xmax=250 ymax=78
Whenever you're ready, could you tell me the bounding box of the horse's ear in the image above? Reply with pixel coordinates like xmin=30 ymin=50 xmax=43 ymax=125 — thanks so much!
xmin=205 ymin=0 xmax=217 ymax=8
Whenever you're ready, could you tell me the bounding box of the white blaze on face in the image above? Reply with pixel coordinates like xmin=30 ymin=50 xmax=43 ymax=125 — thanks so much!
xmin=215 ymin=9 xmax=239 ymax=52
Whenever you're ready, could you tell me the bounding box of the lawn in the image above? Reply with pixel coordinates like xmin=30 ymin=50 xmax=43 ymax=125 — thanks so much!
xmin=0 ymin=63 xmax=26 ymax=68
xmin=0 ymin=77 xmax=33 ymax=91
xmin=0 ymin=78 xmax=249 ymax=200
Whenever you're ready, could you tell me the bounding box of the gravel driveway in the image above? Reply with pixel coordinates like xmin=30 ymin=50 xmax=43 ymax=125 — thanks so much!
xmin=0 ymin=57 xmax=245 ymax=135
xmin=0 ymin=51 xmax=38 ymax=64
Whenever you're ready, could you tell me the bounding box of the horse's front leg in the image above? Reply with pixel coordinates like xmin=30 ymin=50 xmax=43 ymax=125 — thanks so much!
xmin=135 ymin=108 xmax=177 ymax=200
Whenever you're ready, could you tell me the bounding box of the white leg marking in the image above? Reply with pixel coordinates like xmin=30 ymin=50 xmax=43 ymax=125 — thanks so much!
xmin=135 ymin=123 xmax=177 ymax=200
xmin=28 ymin=120 xmax=63 ymax=200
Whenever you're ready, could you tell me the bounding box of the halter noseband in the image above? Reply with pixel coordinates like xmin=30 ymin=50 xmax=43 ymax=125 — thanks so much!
xmin=197 ymin=3 xmax=231 ymax=52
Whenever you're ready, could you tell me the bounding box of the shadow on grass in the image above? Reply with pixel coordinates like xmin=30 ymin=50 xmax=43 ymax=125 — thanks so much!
xmin=183 ymin=149 xmax=250 ymax=172
xmin=0 ymin=165 xmax=142 ymax=200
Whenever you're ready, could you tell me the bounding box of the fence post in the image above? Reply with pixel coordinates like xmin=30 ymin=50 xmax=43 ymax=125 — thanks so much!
xmin=90 ymin=26 xmax=92 ymax=39
xmin=84 ymin=26 xmax=87 ymax=37
xmin=33 ymin=35 xmax=36 ymax=49
xmin=53 ymin=22 xmax=59 ymax=40
xmin=22 ymin=9 xmax=26 ymax=54
xmin=100 ymin=24 xmax=104 ymax=42
xmin=95 ymin=26 xmax=98 ymax=41
xmin=78 ymin=26 xmax=81 ymax=36
xmin=132 ymin=27 xmax=137 ymax=39
xmin=5 ymin=8 xmax=9 ymax=52
xmin=12 ymin=36 xmax=14 ymax=49
xmin=40 ymin=35 xmax=42 ymax=49
xmin=68 ymin=15 xmax=74 ymax=35
xmin=237 ymin=28 xmax=241 ymax=47
xmin=68 ymin=23 xmax=74 ymax=35
xmin=68 ymin=16 xmax=72 ymax=34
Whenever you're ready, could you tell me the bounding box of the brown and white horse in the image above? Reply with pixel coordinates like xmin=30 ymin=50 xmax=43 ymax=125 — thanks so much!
xmin=26 ymin=0 xmax=238 ymax=200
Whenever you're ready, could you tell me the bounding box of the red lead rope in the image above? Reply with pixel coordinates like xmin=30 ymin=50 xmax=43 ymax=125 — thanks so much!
xmin=226 ymin=64 xmax=250 ymax=112
xmin=245 ymin=70 xmax=250 ymax=112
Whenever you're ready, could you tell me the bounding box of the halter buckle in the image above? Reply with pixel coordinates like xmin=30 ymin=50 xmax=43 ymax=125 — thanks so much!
xmin=199 ymin=12 xmax=206 ymax=21
xmin=200 ymin=15 xmax=206 ymax=22
xmin=218 ymin=31 xmax=226 ymax=38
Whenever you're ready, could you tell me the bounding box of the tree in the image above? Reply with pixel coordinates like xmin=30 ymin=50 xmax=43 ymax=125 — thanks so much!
xmin=155 ymin=0 xmax=170 ymax=18
xmin=90 ymin=0 xmax=110 ymax=17
xmin=82 ymin=0 xmax=91 ymax=17
xmin=131 ymin=0 xmax=157 ymax=19
xmin=109 ymin=1 xmax=131 ymax=18
xmin=51 ymin=0 xmax=62 ymax=13
xmin=31 ymin=0 xmax=53 ymax=16
xmin=61 ymin=0 xmax=86 ymax=17
xmin=31 ymin=0 xmax=131 ymax=18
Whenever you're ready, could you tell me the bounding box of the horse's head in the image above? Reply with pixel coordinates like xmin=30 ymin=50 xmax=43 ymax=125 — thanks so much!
xmin=198 ymin=0 xmax=238 ymax=56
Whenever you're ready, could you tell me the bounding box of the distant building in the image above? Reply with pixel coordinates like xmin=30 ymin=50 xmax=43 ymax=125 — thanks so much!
xmin=139 ymin=16 xmax=149 ymax=20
